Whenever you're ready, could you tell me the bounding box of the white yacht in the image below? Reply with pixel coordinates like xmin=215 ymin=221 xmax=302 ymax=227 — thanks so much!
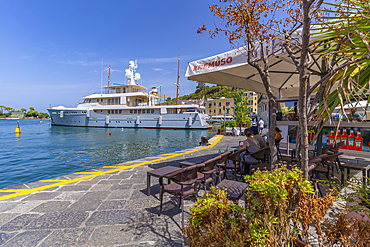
xmin=47 ymin=61 xmax=210 ymax=130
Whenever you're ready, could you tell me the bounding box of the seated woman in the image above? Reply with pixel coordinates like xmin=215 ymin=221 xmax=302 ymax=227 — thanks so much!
xmin=241 ymin=129 xmax=260 ymax=168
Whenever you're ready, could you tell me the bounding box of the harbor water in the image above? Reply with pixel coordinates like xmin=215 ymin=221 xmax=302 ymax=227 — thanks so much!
xmin=0 ymin=119 xmax=214 ymax=189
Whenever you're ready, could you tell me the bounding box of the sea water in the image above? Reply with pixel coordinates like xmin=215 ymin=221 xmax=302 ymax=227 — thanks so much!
xmin=0 ymin=119 xmax=213 ymax=189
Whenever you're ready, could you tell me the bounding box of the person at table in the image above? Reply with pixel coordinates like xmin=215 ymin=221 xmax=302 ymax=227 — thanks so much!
xmin=344 ymin=108 xmax=362 ymax=122
xmin=241 ymin=129 xmax=260 ymax=164
xmin=252 ymin=129 xmax=267 ymax=148
xmin=275 ymin=127 xmax=283 ymax=140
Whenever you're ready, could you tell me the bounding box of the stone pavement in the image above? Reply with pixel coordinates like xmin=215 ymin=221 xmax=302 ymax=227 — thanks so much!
xmin=0 ymin=135 xmax=245 ymax=247
xmin=0 ymin=134 xmax=368 ymax=246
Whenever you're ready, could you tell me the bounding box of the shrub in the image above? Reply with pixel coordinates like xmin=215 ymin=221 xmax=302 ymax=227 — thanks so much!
xmin=220 ymin=121 xmax=236 ymax=130
xmin=185 ymin=166 xmax=337 ymax=246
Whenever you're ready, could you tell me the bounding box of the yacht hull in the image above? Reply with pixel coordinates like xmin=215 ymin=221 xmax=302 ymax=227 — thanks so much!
xmin=48 ymin=109 xmax=211 ymax=130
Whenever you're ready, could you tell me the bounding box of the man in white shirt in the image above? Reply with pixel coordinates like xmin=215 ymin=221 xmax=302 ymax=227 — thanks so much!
xmin=258 ymin=118 xmax=264 ymax=135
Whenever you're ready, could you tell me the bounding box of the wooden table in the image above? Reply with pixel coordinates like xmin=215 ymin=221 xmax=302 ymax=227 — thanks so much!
xmin=178 ymin=155 xmax=217 ymax=168
xmin=216 ymin=179 xmax=248 ymax=202
xmin=147 ymin=166 xmax=181 ymax=196
xmin=341 ymin=162 xmax=370 ymax=185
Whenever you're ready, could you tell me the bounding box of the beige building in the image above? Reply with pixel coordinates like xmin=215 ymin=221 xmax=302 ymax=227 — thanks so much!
xmin=206 ymin=91 xmax=258 ymax=117
xmin=244 ymin=91 xmax=258 ymax=115
xmin=206 ymin=97 xmax=234 ymax=116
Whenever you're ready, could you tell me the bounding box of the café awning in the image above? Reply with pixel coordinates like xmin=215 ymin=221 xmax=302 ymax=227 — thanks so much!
xmin=185 ymin=30 xmax=326 ymax=98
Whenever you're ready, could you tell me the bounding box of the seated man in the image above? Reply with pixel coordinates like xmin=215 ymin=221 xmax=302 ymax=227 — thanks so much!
xmin=252 ymin=129 xmax=267 ymax=148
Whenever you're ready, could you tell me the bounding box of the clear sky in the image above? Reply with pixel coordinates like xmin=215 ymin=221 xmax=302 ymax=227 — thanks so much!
xmin=0 ymin=0 xmax=231 ymax=113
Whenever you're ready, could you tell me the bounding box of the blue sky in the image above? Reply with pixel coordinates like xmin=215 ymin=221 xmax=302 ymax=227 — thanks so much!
xmin=0 ymin=0 xmax=231 ymax=112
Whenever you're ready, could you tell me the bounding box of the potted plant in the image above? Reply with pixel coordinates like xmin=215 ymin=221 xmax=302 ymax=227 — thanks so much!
xmin=220 ymin=121 xmax=236 ymax=135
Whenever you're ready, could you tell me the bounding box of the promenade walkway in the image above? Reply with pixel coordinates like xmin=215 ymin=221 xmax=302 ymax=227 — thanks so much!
xmin=0 ymin=135 xmax=367 ymax=246
xmin=0 ymin=135 xmax=244 ymax=246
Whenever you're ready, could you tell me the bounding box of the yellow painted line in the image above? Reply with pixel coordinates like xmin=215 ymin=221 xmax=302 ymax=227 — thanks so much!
xmin=39 ymin=179 xmax=68 ymax=182
xmin=102 ymin=166 xmax=125 ymax=168
xmin=0 ymin=135 xmax=223 ymax=201
xmin=0 ymin=189 xmax=27 ymax=192
xmin=74 ymin=172 xmax=97 ymax=174
xmin=125 ymin=160 xmax=142 ymax=163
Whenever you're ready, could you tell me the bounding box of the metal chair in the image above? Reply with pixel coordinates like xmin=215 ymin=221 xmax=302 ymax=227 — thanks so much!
xmin=159 ymin=163 xmax=205 ymax=228
xmin=214 ymin=150 xmax=233 ymax=184
xmin=196 ymin=156 xmax=222 ymax=192
xmin=313 ymin=152 xmax=344 ymax=191
xmin=224 ymin=148 xmax=246 ymax=180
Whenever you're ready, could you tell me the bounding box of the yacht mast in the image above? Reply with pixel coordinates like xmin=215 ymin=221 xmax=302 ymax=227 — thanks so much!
xmin=100 ymin=59 xmax=103 ymax=94
xmin=108 ymin=65 xmax=111 ymax=94
xmin=175 ymin=55 xmax=180 ymax=104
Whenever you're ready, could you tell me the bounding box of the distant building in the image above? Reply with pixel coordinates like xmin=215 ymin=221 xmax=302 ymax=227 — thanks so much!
xmin=257 ymin=95 xmax=286 ymax=123
xmin=206 ymin=92 xmax=258 ymax=118
xmin=258 ymin=95 xmax=269 ymax=123
xmin=244 ymin=91 xmax=258 ymax=115
xmin=206 ymin=97 xmax=234 ymax=117
xmin=11 ymin=112 xmax=24 ymax=119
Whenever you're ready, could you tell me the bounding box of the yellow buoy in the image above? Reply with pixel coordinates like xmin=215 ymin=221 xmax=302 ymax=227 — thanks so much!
xmin=15 ymin=120 xmax=21 ymax=135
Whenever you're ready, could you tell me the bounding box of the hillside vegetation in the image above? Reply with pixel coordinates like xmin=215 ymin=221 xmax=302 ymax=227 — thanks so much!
xmin=165 ymin=82 xmax=241 ymax=104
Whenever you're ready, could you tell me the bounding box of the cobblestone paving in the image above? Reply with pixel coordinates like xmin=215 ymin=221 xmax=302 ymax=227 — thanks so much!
xmin=0 ymin=136 xmax=244 ymax=246
xmin=0 ymin=135 xmax=367 ymax=246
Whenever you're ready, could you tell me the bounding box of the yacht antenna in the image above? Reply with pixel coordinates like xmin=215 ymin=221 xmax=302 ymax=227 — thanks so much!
xmin=175 ymin=55 xmax=180 ymax=105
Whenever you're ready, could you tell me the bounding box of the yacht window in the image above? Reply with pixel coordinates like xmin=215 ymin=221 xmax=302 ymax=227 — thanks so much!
xmin=115 ymin=110 xmax=118 ymax=114
xmin=123 ymin=88 xmax=126 ymax=93
xmin=108 ymin=110 xmax=110 ymax=114
xmin=138 ymin=110 xmax=141 ymax=114
xmin=108 ymin=99 xmax=111 ymax=104
xmin=101 ymin=99 xmax=104 ymax=102
xmin=117 ymin=89 xmax=121 ymax=93
xmin=130 ymin=110 xmax=133 ymax=114
xmin=119 ymin=110 xmax=122 ymax=114
xmin=151 ymin=109 xmax=154 ymax=113
xmin=134 ymin=110 xmax=137 ymax=113
xmin=115 ymin=98 xmax=119 ymax=104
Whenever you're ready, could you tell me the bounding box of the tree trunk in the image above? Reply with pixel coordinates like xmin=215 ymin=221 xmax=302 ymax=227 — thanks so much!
xmin=297 ymin=1 xmax=311 ymax=180
xmin=268 ymin=98 xmax=278 ymax=167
